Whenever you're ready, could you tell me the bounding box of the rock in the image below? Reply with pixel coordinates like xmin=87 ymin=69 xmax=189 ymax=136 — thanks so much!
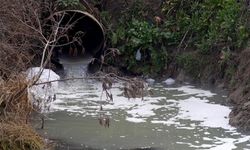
xmin=146 ymin=78 xmax=155 ymax=84
xmin=163 ymin=78 xmax=175 ymax=85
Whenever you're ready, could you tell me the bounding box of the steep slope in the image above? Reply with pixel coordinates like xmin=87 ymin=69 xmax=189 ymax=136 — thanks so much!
xmin=229 ymin=48 xmax=250 ymax=130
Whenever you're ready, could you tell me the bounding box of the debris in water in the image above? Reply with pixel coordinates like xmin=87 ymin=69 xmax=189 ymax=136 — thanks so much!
xmin=163 ymin=78 xmax=175 ymax=85
xmin=146 ymin=78 xmax=155 ymax=84
xmin=98 ymin=114 xmax=110 ymax=128
xmin=136 ymin=49 xmax=141 ymax=61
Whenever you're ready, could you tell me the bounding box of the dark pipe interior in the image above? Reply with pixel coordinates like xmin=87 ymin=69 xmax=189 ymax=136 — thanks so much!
xmin=52 ymin=11 xmax=104 ymax=69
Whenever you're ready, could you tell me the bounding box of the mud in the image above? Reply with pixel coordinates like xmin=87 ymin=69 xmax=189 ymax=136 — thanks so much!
xmin=229 ymin=48 xmax=250 ymax=130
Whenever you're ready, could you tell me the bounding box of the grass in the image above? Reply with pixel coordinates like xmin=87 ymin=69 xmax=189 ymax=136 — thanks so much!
xmin=0 ymin=122 xmax=45 ymax=150
xmin=0 ymin=75 xmax=31 ymax=120
xmin=0 ymin=75 xmax=45 ymax=150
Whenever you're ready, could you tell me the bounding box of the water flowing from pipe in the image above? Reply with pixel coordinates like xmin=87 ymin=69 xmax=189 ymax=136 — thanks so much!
xmin=59 ymin=55 xmax=93 ymax=78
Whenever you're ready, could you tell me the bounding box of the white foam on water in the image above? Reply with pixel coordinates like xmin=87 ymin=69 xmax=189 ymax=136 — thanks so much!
xmin=60 ymin=56 xmax=92 ymax=78
xmin=151 ymin=120 xmax=169 ymax=125
xmin=126 ymin=104 xmax=161 ymax=118
xmin=176 ymin=97 xmax=232 ymax=129
xmin=63 ymin=63 xmax=88 ymax=78
xmin=150 ymin=95 xmax=232 ymax=130
xmin=126 ymin=117 xmax=146 ymax=123
xmin=50 ymin=83 xmax=228 ymax=128
xmin=163 ymin=78 xmax=175 ymax=85
xmin=167 ymin=85 xmax=216 ymax=97
xmin=26 ymin=67 xmax=60 ymax=113
xmin=46 ymin=79 xmax=250 ymax=149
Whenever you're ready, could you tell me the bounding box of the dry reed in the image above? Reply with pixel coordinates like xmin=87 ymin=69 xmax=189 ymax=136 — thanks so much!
xmin=0 ymin=122 xmax=44 ymax=150
xmin=0 ymin=75 xmax=31 ymax=121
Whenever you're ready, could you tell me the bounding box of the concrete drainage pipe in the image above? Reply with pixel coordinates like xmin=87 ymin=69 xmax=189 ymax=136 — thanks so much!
xmin=51 ymin=10 xmax=105 ymax=69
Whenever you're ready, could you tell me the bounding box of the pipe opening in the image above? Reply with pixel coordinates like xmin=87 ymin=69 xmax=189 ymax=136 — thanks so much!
xmin=52 ymin=10 xmax=104 ymax=68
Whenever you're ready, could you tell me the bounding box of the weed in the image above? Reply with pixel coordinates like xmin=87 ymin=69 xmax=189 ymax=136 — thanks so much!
xmin=162 ymin=0 xmax=249 ymax=53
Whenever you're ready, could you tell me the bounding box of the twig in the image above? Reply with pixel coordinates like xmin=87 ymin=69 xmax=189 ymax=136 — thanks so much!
xmin=33 ymin=72 xmax=139 ymax=86
xmin=177 ymin=30 xmax=189 ymax=52
xmin=79 ymin=0 xmax=96 ymax=15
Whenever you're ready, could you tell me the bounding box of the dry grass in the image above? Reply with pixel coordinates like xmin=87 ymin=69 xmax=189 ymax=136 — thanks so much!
xmin=0 ymin=122 xmax=44 ymax=150
xmin=0 ymin=75 xmax=46 ymax=150
xmin=0 ymin=0 xmax=49 ymax=148
xmin=0 ymin=75 xmax=31 ymax=121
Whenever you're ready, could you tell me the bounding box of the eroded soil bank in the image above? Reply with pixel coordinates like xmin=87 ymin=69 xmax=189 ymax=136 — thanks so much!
xmin=229 ymin=48 xmax=250 ymax=131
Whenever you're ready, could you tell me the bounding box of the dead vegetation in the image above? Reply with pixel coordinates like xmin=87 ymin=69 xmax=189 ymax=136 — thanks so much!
xmin=0 ymin=0 xmax=39 ymax=78
xmin=0 ymin=76 xmax=30 ymax=121
xmin=0 ymin=122 xmax=44 ymax=150
xmin=0 ymin=74 xmax=46 ymax=149
xmin=0 ymin=0 xmax=68 ymax=149
xmin=0 ymin=72 xmax=46 ymax=149
xmin=0 ymin=0 xmax=150 ymax=147
xmin=0 ymin=0 xmax=88 ymax=113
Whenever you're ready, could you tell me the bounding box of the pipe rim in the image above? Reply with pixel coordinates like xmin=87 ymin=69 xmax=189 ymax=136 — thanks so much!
xmin=54 ymin=10 xmax=105 ymax=55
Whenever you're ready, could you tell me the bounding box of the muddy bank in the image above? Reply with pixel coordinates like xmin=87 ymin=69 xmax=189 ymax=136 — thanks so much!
xmin=172 ymin=48 xmax=250 ymax=131
xmin=229 ymin=48 xmax=250 ymax=130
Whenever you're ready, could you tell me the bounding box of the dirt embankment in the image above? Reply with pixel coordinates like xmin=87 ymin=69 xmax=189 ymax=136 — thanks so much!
xmin=229 ymin=48 xmax=250 ymax=130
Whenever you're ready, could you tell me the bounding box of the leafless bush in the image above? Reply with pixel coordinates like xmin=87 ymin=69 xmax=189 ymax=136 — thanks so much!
xmin=0 ymin=0 xmax=86 ymax=121
xmin=0 ymin=0 xmax=48 ymax=119
xmin=0 ymin=0 xmax=40 ymax=77
xmin=0 ymin=0 xmax=80 ymax=78
xmin=92 ymin=72 xmax=147 ymax=101
xmin=94 ymin=72 xmax=147 ymax=128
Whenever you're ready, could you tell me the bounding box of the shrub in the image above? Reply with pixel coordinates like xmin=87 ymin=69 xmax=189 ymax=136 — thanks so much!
xmin=111 ymin=19 xmax=168 ymax=74
xmin=162 ymin=0 xmax=249 ymax=54
xmin=106 ymin=0 xmax=249 ymax=76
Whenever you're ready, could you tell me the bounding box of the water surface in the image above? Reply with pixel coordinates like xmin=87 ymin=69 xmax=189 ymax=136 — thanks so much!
xmin=37 ymin=79 xmax=250 ymax=150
